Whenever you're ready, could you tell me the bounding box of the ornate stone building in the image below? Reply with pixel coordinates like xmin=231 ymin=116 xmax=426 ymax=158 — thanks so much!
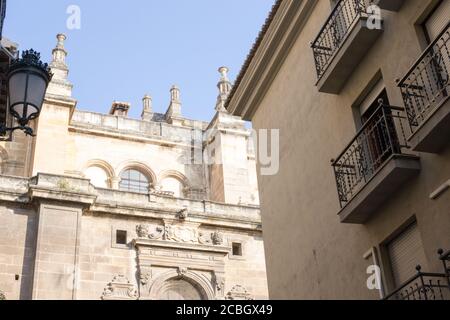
xmin=0 ymin=34 xmax=268 ymax=300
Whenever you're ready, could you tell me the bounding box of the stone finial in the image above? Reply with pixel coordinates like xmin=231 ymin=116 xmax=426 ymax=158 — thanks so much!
xmin=51 ymin=33 xmax=67 ymax=67
xmin=216 ymin=66 xmax=232 ymax=112
xmin=47 ymin=33 xmax=73 ymax=97
xmin=110 ymin=101 xmax=130 ymax=117
xmin=166 ymin=85 xmax=182 ymax=124
xmin=141 ymin=94 xmax=153 ymax=121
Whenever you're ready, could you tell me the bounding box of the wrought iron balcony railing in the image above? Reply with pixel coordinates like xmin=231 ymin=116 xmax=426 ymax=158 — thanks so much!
xmin=384 ymin=250 xmax=450 ymax=300
xmin=311 ymin=0 xmax=367 ymax=80
xmin=398 ymin=22 xmax=450 ymax=133
xmin=332 ymin=101 xmax=409 ymax=208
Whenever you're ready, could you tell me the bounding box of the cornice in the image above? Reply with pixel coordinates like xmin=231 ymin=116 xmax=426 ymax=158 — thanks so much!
xmin=226 ymin=0 xmax=318 ymax=120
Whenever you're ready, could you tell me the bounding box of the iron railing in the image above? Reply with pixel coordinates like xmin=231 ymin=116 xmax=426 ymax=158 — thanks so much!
xmin=311 ymin=0 xmax=367 ymax=80
xmin=399 ymin=22 xmax=450 ymax=134
xmin=384 ymin=250 xmax=450 ymax=300
xmin=332 ymin=101 xmax=409 ymax=208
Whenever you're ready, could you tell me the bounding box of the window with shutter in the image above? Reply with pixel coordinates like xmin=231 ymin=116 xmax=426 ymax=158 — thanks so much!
xmin=387 ymin=222 xmax=428 ymax=287
xmin=424 ymin=0 xmax=450 ymax=43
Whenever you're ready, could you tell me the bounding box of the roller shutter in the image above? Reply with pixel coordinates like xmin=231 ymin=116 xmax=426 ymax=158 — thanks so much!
xmin=425 ymin=0 xmax=450 ymax=42
xmin=387 ymin=223 xmax=428 ymax=287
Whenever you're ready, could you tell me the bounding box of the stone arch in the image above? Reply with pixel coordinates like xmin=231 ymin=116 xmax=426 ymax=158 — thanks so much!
xmin=158 ymin=170 xmax=191 ymax=197
xmin=148 ymin=270 xmax=215 ymax=300
xmin=83 ymin=159 xmax=115 ymax=188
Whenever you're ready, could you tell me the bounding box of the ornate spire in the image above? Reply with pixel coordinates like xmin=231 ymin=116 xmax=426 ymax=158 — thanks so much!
xmin=216 ymin=67 xmax=232 ymax=112
xmin=47 ymin=33 xmax=73 ymax=97
xmin=51 ymin=34 xmax=68 ymax=68
xmin=141 ymin=94 xmax=153 ymax=121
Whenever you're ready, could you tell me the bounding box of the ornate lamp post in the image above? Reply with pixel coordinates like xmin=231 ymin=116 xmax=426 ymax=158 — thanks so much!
xmin=0 ymin=49 xmax=52 ymax=136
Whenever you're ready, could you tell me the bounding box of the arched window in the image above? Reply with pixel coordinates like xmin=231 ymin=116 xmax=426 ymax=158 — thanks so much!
xmin=119 ymin=169 xmax=149 ymax=193
xmin=85 ymin=166 xmax=109 ymax=188
xmin=161 ymin=177 xmax=185 ymax=198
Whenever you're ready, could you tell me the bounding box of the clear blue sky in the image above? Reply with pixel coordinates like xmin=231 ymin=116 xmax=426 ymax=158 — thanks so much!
xmin=3 ymin=0 xmax=274 ymax=121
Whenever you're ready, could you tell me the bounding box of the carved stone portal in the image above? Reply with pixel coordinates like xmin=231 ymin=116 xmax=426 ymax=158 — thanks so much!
xmin=102 ymin=275 xmax=138 ymax=300
xmin=134 ymin=237 xmax=229 ymax=300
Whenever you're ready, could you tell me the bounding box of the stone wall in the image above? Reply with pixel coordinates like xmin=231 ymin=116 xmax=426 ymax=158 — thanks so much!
xmin=0 ymin=174 xmax=268 ymax=300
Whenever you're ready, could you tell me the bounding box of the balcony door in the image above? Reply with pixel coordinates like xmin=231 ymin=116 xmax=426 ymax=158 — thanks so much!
xmin=359 ymin=89 xmax=399 ymax=176
xmin=423 ymin=1 xmax=450 ymax=108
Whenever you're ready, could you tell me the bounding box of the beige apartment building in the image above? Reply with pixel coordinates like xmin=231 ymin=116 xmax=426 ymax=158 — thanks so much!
xmin=227 ymin=0 xmax=450 ymax=299
xmin=0 ymin=30 xmax=268 ymax=300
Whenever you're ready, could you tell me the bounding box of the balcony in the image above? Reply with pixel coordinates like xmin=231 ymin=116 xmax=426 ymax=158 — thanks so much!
xmin=384 ymin=249 xmax=450 ymax=300
xmin=399 ymin=23 xmax=450 ymax=153
xmin=332 ymin=103 xmax=420 ymax=224
xmin=374 ymin=0 xmax=404 ymax=12
xmin=312 ymin=0 xmax=383 ymax=94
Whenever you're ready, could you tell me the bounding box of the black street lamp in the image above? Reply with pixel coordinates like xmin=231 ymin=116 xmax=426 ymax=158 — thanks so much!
xmin=0 ymin=49 xmax=52 ymax=136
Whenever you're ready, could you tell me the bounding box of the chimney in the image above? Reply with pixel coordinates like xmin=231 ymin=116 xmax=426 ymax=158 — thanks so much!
xmin=141 ymin=94 xmax=153 ymax=121
xmin=110 ymin=101 xmax=130 ymax=117
xmin=165 ymin=85 xmax=183 ymax=125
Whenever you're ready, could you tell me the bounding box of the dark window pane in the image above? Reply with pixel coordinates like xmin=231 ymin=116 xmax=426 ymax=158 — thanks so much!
xmin=116 ymin=230 xmax=127 ymax=245
xmin=232 ymin=243 xmax=243 ymax=256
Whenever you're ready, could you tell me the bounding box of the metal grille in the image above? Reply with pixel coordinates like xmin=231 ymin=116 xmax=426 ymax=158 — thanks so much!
xmin=311 ymin=0 xmax=367 ymax=80
xmin=332 ymin=102 xmax=409 ymax=208
xmin=399 ymin=23 xmax=450 ymax=134
xmin=384 ymin=249 xmax=450 ymax=300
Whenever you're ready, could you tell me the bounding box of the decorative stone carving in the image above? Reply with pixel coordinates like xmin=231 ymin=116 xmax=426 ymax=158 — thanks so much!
xmin=176 ymin=208 xmax=189 ymax=220
xmin=198 ymin=231 xmax=213 ymax=245
xmin=140 ymin=272 xmax=152 ymax=286
xmin=226 ymin=285 xmax=253 ymax=300
xmin=0 ymin=290 xmax=5 ymax=300
xmin=212 ymin=231 xmax=224 ymax=245
xmin=149 ymin=226 xmax=164 ymax=240
xmin=214 ymin=275 xmax=226 ymax=297
xmin=177 ymin=267 xmax=188 ymax=278
xmin=135 ymin=224 xmax=225 ymax=246
xmin=165 ymin=225 xmax=198 ymax=243
xmin=136 ymin=225 xmax=164 ymax=240
xmin=136 ymin=224 xmax=149 ymax=238
xmin=102 ymin=275 xmax=138 ymax=300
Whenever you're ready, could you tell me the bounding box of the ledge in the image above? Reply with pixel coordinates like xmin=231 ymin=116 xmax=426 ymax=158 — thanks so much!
xmin=338 ymin=154 xmax=421 ymax=224
xmin=134 ymin=238 xmax=230 ymax=255
xmin=408 ymin=96 xmax=450 ymax=153
xmin=0 ymin=173 xmax=261 ymax=231
xmin=374 ymin=0 xmax=405 ymax=12
xmin=316 ymin=16 xmax=383 ymax=94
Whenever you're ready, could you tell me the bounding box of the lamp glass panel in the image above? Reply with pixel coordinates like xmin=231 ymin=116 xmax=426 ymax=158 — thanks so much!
xmin=8 ymin=72 xmax=27 ymax=108
xmin=25 ymin=73 xmax=47 ymax=114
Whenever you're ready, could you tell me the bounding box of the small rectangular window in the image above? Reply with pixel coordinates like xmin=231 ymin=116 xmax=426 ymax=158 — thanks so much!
xmin=116 ymin=230 xmax=127 ymax=245
xmin=232 ymin=243 xmax=243 ymax=256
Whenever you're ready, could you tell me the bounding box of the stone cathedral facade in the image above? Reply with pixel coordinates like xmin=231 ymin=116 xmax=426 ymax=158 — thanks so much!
xmin=0 ymin=34 xmax=268 ymax=300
